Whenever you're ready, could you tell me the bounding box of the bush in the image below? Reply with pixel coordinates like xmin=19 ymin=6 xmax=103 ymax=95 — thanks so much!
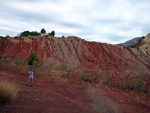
xmin=131 ymin=45 xmax=135 ymax=48
xmin=33 ymin=60 xmax=43 ymax=69
xmin=131 ymin=77 xmax=144 ymax=91
xmin=0 ymin=79 xmax=19 ymax=104
xmin=145 ymin=74 xmax=150 ymax=78
xmin=81 ymin=72 xmax=91 ymax=82
xmin=60 ymin=64 xmax=72 ymax=73
xmin=28 ymin=51 xmax=38 ymax=65
xmin=1 ymin=57 xmax=12 ymax=64
xmin=15 ymin=59 xmax=23 ymax=66
xmin=99 ymin=74 xmax=107 ymax=85
xmin=48 ymin=30 xmax=55 ymax=36
xmin=15 ymin=59 xmax=24 ymax=69
xmin=103 ymin=66 xmax=110 ymax=70
xmin=44 ymin=65 xmax=51 ymax=70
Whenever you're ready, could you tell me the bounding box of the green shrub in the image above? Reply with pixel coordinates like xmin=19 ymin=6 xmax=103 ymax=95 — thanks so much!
xmin=28 ymin=51 xmax=38 ymax=65
xmin=0 ymin=79 xmax=19 ymax=104
xmin=145 ymin=74 xmax=150 ymax=78
xmin=1 ymin=57 xmax=12 ymax=64
xmin=81 ymin=72 xmax=91 ymax=82
xmin=33 ymin=60 xmax=43 ymax=69
xmin=131 ymin=45 xmax=135 ymax=48
xmin=60 ymin=64 xmax=72 ymax=73
xmin=97 ymin=74 xmax=107 ymax=85
xmin=101 ymin=74 xmax=107 ymax=84
xmin=15 ymin=59 xmax=23 ymax=66
xmin=131 ymin=77 xmax=144 ymax=91
xmin=44 ymin=65 xmax=51 ymax=75
xmin=60 ymin=64 xmax=67 ymax=71
xmin=44 ymin=65 xmax=51 ymax=70
xmin=104 ymin=66 xmax=110 ymax=70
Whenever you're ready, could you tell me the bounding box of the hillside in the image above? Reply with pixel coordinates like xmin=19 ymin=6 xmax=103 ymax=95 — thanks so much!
xmin=0 ymin=36 xmax=150 ymax=72
xmin=136 ymin=33 xmax=150 ymax=52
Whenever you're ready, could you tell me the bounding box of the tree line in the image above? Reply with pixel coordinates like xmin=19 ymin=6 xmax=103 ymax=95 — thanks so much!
xmin=20 ymin=28 xmax=55 ymax=37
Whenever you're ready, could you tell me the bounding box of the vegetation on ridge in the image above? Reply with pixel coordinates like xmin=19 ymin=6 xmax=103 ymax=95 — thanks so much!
xmin=21 ymin=31 xmax=40 ymax=37
xmin=20 ymin=28 xmax=55 ymax=37
xmin=41 ymin=28 xmax=46 ymax=34
xmin=48 ymin=30 xmax=55 ymax=36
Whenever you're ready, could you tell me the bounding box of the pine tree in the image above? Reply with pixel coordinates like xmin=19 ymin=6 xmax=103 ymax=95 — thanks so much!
xmin=41 ymin=28 xmax=46 ymax=34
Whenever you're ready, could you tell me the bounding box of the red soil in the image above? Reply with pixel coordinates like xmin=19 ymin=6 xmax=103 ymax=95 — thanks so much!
xmin=0 ymin=70 xmax=150 ymax=113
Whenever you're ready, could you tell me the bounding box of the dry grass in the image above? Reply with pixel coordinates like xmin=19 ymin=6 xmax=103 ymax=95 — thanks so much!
xmin=35 ymin=68 xmax=66 ymax=80
xmin=0 ymin=78 xmax=19 ymax=104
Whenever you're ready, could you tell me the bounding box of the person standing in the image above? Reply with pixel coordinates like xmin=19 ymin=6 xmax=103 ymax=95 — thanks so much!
xmin=27 ymin=69 xmax=35 ymax=87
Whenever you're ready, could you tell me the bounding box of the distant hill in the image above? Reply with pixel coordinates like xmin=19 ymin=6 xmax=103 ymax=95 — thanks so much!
xmin=118 ymin=37 xmax=143 ymax=47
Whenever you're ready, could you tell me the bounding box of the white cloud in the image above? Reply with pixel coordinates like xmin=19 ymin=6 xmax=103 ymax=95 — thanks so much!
xmin=0 ymin=0 xmax=150 ymax=44
xmin=0 ymin=26 xmax=17 ymax=34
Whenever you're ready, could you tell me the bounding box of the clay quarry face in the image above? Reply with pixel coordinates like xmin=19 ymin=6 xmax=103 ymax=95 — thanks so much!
xmin=0 ymin=36 xmax=150 ymax=72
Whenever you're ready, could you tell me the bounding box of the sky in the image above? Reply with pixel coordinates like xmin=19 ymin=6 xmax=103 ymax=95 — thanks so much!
xmin=0 ymin=0 xmax=150 ymax=44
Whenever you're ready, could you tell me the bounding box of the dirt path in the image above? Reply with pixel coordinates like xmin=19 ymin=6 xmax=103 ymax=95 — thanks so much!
xmin=86 ymin=87 xmax=122 ymax=113
xmin=0 ymin=71 xmax=150 ymax=113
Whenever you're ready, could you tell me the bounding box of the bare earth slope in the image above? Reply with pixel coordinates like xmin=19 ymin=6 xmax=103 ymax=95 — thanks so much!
xmin=0 ymin=37 xmax=150 ymax=72
xmin=0 ymin=70 xmax=150 ymax=113
xmin=136 ymin=33 xmax=150 ymax=52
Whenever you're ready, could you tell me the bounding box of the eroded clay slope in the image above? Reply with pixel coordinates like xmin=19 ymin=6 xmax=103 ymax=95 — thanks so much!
xmin=0 ymin=36 xmax=150 ymax=72
xmin=136 ymin=33 xmax=150 ymax=52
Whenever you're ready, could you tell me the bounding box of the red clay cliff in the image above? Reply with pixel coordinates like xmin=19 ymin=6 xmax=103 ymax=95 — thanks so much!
xmin=0 ymin=36 xmax=150 ymax=72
